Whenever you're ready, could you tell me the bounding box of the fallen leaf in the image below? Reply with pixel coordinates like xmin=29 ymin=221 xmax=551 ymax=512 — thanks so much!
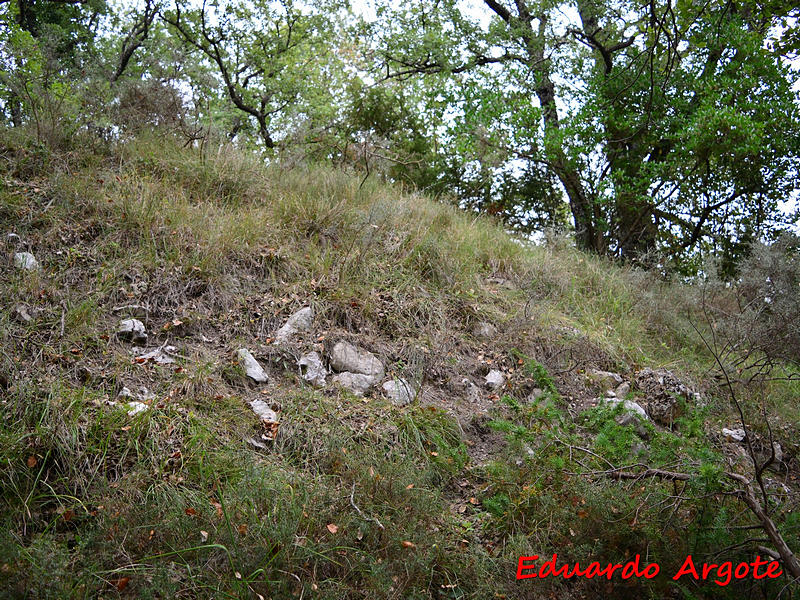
xmin=577 ymin=510 xmax=588 ymax=518
xmin=63 ymin=509 xmax=75 ymax=522
xmin=401 ymin=540 xmax=416 ymax=549
xmin=112 ymin=577 xmax=130 ymax=591
xmin=200 ymin=530 xmax=209 ymax=542
xmin=210 ymin=500 xmax=223 ymax=519
xmin=234 ymin=571 xmax=242 ymax=579
xmin=237 ymin=524 xmax=248 ymax=535
xmin=429 ymin=451 xmax=438 ymax=457
xmin=326 ymin=523 xmax=339 ymax=534
xmin=405 ymin=484 xmax=414 ymax=490
xmin=185 ymin=507 xmax=197 ymax=516
xmin=26 ymin=455 xmax=37 ymax=468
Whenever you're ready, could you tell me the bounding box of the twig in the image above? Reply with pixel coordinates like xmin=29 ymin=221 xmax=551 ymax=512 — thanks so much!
xmin=350 ymin=483 xmax=385 ymax=530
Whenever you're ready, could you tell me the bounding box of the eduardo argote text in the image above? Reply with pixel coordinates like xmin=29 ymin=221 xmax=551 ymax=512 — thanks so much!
xmin=516 ymin=553 xmax=784 ymax=586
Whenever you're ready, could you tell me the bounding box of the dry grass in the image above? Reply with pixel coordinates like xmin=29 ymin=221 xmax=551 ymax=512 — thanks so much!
xmin=1 ymin=129 xmax=796 ymax=599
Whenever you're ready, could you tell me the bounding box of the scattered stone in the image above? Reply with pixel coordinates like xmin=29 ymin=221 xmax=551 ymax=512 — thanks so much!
xmin=117 ymin=318 xmax=147 ymax=344
xmin=13 ymin=304 xmax=33 ymax=323
xmin=484 ymin=369 xmax=505 ymax=390
xmin=722 ymin=428 xmax=746 ymax=443
xmin=601 ymin=397 xmax=649 ymax=420
xmin=126 ymin=401 xmax=149 ymax=416
xmin=332 ymin=372 xmax=375 ymax=397
xmin=586 ymin=369 xmax=624 ymax=390
xmin=13 ymin=252 xmax=39 ymax=271
xmin=382 ymin=378 xmax=415 ymax=406
xmin=527 ymin=388 xmax=545 ymax=403
xmin=246 ymin=436 xmax=269 ymax=450
xmin=605 ymin=389 xmax=617 ymax=398
xmin=472 ymin=322 xmax=497 ymax=340
xmin=298 ymin=351 xmax=326 ymax=387
xmin=249 ymin=399 xmax=278 ymax=422
xmin=329 ymin=341 xmax=384 ymax=379
xmin=614 ymin=382 xmax=630 ymax=397
xmin=772 ymin=442 xmax=783 ymax=463
xmin=275 ymin=306 xmax=314 ymax=344
xmin=602 ymin=397 xmax=650 ymax=438
xmin=635 ymin=368 xmax=699 ymax=426
xmin=237 ymin=348 xmax=268 ymax=383
xmin=136 ymin=346 xmax=177 ymax=365
xmin=462 ymin=378 xmax=482 ymax=403
xmin=119 ymin=386 xmax=154 ymax=400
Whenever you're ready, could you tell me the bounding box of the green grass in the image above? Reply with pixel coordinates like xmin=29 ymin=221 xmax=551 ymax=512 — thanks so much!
xmin=1 ymin=128 xmax=797 ymax=598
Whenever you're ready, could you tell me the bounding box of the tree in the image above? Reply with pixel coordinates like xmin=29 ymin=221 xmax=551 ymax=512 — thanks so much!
xmin=163 ymin=0 xmax=345 ymax=150
xmin=369 ymin=0 xmax=800 ymax=268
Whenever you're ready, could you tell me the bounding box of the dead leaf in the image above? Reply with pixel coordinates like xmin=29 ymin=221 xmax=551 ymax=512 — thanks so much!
xmin=401 ymin=540 xmax=416 ymax=549
xmin=210 ymin=500 xmax=223 ymax=519
xmin=405 ymin=484 xmax=414 ymax=490
xmin=26 ymin=455 xmax=37 ymax=468
xmin=185 ymin=507 xmax=197 ymax=516
xmin=200 ymin=530 xmax=209 ymax=542
xmin=326 ymin=523 xmax=339 ymax=534
xmin=237 ymin=524 xmax=248 ymax=535
xmin=577 ymin=509 xmax=588 ymax=518
xmin=112 ymin=577 xmax=130 ymax=591
xmin=63 ymin=509 xmax=75 ymax=522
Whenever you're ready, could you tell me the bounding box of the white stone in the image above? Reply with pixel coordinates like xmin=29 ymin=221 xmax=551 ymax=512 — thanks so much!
xmin=333 ymin=372 xmax=375 ymax=396
xmin=237 ymin=348 xmax=268 ymax=383
xmin=382 ymin=378 xmax=415 ymax=406
xmin=126 ymin=401 xmax=149 ymax=416
xmin=117 ymin=318 xmax=147 ymax=343
xmin=485 ymin=369 xmax=505 ymax=390
xmin=298 ymin=351 xmax=326 ymax=387
xmin=586 ymin=369 xmax=624 ymax=390
xmin=722 ymin=428 xmax=746 ymax=443
xmin=602 ymin=397 xmax=649 ymax=420
xmin=249 ymin=399 xmax=278 ymax=422
xmin=329 ymin=341 xmax=384 ymax=379
xmin=13 ymin=252 xmax=39 ymax=271
xmin=275 ymin=307 xmax=314 ymax=343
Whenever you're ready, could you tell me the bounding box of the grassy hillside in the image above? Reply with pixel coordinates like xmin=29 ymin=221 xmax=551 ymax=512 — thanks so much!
xmin=1 ymin=131 xmax=797 ymax=599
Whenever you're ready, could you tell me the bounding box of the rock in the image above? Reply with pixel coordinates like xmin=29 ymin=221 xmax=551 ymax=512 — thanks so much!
xmin=605 ymin=389 xmax=617 ymax=398
xmin=237 ymin=348 xmax=268 ymax=383
xmin=722 ymin=427 xmax=746 ymax=443
xmin=772 ymin=442 xmax=783 ymax=463
xmin=601 ymin=397 xmax=649 ymax=421
xmin=329 ymin=341 xmax=384 ymax=379
xmin=614 ymin=382 xmax=630 ymax=397
xmin=382 ymin=378 xmax=415 ymax=406
xmin=13 ymin=304 xmax=33 ymax=323
xmin=484 ymin=369 xmax=505 ymax=390
xmin=602 ymin=397 xmax=650 ymax=439
xmin=472 ymin=321 xmax=497 ymax=340
xmin=136 ymin=346 xmax=178 ymax=365
xmin=126 ymin=401 xmax=149 ymax=416
xmin=13 ymin=252 xmax=39 ymax=271
xmin=635 ymin=368 xmax=699 ymax=426
xmin=462 ymin=378 xmax=482 ymax=402
xmin=298 ymin=351 xmax=326 ymax=387
xmin=249 ymin=399 xmax=278 ymax=422
xmin=586 ymin=369 xmax=623 ymax=390
xmin=333 ymin=372 xmax=375 ymax=396
xmin=527 ymin=388 xmax=545 ymax=403
xmin=118 ymin=386 xmax=155 ymax=402
xmin=117 ymin=319 xmax=147 ymax=344
xmin=275 ymin=307 xmax=313 ymax=344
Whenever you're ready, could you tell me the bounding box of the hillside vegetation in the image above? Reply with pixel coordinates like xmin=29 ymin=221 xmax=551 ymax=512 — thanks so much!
xmin=1 ymin=132 xmax=798 ymax=599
